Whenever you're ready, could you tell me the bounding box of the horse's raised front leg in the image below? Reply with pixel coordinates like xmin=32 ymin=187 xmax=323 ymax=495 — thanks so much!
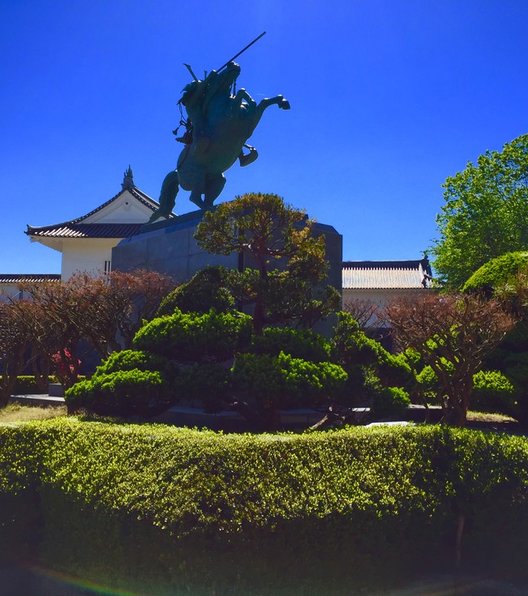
xmin=234 ymin=88 xmax=256 ymax=108
xmin=258 ymin=95 xmax=291 ymax=111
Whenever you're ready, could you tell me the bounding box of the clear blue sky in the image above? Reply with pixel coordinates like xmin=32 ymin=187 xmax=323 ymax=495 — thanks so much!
xmin=1 ymin=0 xmax=527 ymax=273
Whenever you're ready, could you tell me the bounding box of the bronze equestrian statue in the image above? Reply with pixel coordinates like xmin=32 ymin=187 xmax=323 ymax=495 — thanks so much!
xmin=150 ymin=39 xmax=290 ymax=221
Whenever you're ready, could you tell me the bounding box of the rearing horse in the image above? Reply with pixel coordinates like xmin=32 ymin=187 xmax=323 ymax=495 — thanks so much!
xmin=150 ymin=61 xmax=290 ymax=221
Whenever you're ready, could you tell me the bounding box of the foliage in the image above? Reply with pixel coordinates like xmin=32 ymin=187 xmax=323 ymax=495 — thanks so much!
xmin=132 ymin=309 xmax=253 ymax=363
xmin=94 ymin=349 xmax=174 ymax=378
xmin=156 ymin=266 xmax=235 ymax=316
xmin=370 ymin=385 xmax=411 ymax=419
xmin=2 ymin=419 xmax=528 ymax=572
xmin=12 ymin=270 xmax=175 ymax=387
xmin=177 ymin=363 xmax=231 ymax=411
xmin=64 ymin=369 xmax=165 ymax=416
xmin=472 ymin=370 xmax=516 ymax=415
xmin=231 ymin=351 xmax=348 ymax=411
xmin=194 ymin=193 xmax=333 ymax=332
xmin=462 ymin=251 xmax=528 ymax=295
xmin=0 ymin=301 xmax=39 ymax=406
xmin=330 ymin=311 xmax=413 ymax=409
xmin=11 ymin=376 xmax=52 ymax=395
xmin=249 ymin=326 xmax=331 ymax=362
xmin=432 ymin=133 xmax=528 ymax=288
xmin=384 ymin=293 xmax=515 ymax=425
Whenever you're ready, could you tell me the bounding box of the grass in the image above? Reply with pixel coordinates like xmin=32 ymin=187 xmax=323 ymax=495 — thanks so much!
xmin=467 ymin=410 xmax=517 ymax=423
xmin=0 ymin=403 xmax=67 ymax=424
xmin=0 ymin=402 xmax=523 ymax=435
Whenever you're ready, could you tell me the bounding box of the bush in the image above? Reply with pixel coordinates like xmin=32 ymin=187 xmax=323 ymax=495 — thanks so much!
xmin=250 ymin=326 xmax=330 ymax=362
xmin=463 ymin=251 xmax=528 ymax=295
xmin=2 ymin=420 xmax=528 ymax=565
xmin=231 ymin=351 xmax=348 ymax=409
xmin=156 ymin=266 xmax=235 ymax=316
xmin=133 ymin=309 xmax=252 ymax=363
xmin=370 ymin=385 xmax=411 ymax=419
xmin=11 ymin=376 xmax=53 ymax=395
xmin=176 ymin=363 xmax=231 ymax=411
xmin=65 ymin=369 xmax=165 ymax=417
xmin=94 ymin=349 xmax=175 ymax=379
xmin=472 ymin=370 xmax=516 ymax=415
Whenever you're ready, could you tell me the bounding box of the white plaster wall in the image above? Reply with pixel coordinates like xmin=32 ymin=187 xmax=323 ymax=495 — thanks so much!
xmin=61 ymin=239 xmax=119 ymax=279
xmin=342 ymin=288 xmax=430 ymax=325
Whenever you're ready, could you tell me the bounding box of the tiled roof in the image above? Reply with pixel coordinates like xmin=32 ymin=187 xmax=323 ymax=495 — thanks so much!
xmin=67 ymin=187 xmax=160 ymax=225
xmin=25 ymin=185 xmax=169 ymax=239
xmin=342 ymin=259 xmax=432 ymax=289
xmin=27 ymin=223 xmax=145 ymax=239
xmin=0 ymin=274 xmax=61 ymax=283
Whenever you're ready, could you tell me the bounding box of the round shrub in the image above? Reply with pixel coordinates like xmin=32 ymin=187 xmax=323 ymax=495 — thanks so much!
xmin=95 ymin=349 xmax=175 ymax=378
xmin=472 ymin=370 xmax=516 ymax=415
xmin=156 ymin=266 xmax=235 ymax=316
xmin=463 ymin=251 xmax=528 ymax=295
xmin=371 ymin=386 xmax=411 ymax=420
xmin=133 ymin=309 xmax=253 ymax=363
xmin=65 ymin=369 xmax=165 ymax=417
xmin=250 ymin=327 xmax=331 ymax=362
xmin=231 ymin=351 xmax=348 ymax=409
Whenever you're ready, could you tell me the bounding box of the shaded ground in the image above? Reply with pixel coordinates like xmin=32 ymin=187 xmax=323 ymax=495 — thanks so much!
xmin=1 ymin=401 xmax=526 ymax=437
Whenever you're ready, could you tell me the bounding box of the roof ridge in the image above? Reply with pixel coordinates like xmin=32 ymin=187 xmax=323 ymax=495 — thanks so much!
xmin=27 ymin=186 xmax=162 ymax=233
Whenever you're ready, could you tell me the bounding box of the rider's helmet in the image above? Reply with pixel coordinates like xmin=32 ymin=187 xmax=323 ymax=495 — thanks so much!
xmin=179 ymin=81 xmax=201 ymax=106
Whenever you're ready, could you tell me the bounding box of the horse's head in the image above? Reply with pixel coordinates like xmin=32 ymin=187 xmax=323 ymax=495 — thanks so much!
xmin=206 ymin=62 xmax=241 ymax=96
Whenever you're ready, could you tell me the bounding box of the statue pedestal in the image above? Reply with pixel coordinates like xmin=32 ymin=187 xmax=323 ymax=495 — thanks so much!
xmin=112 ymin=210 xmax=240 ymax=282
xmin=112 ymin=208 xmax=343 ymax=297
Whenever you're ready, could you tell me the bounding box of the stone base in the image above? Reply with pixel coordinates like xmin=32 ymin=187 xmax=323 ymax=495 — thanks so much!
xmin=112 ymin=207 xmax=343 ymax=291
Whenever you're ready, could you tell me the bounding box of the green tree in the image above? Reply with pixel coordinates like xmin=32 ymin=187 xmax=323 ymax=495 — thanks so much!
xmin=194 ymin=193 xmax=337 ymax=333
xmin=432 ymin=133 xmax=528 ymax=288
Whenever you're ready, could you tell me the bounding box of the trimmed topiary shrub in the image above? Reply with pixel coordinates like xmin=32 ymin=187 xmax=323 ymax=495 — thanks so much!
xmin=231 ymin=351 xmax=348 ymax=410
xmin=176 ymin=363 xmax=231 ymax=411
xmin=370 ymin=385 xmax=411 ymax=419
xmin=94 ymin=349 xmax=174 ymax=377
xmin=2 ymin=419 xmax=528 ymax=582
xmin=133 ymin=309 xmax=252 ymax=363
xmin=249 ymin=326 xmax=331 ymax=362
xmin=472 ymin=370 xmax=516 ymax=415
xmin=65 ymin=369 xmax=165 ymax=417
xmin=463 ymin=251 xmax=528 ymax=295
xmin=156 ymin=266 xmax=235 ymax=316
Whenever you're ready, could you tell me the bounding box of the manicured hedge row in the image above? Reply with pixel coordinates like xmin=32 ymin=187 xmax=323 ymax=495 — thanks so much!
xmin=2 ymin=375 xmax=87 ymax=395
xmin=7 ymin=375 xmax=54 ymax=395
xmin=1 ymin=419 xmax=528 ymax=547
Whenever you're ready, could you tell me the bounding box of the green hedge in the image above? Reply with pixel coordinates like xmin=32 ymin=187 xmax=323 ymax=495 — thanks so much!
xmin=1 ymin=420 xmax=528 ymax=590
xmin=1 ymin=419 xmax=528 ymax=541
xmin=12 ymin=376 xmax=53 ymax=395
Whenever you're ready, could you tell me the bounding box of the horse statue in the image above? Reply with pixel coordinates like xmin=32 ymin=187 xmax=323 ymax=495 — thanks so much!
xmin=149 ymin=61 xmax=290 ymax=221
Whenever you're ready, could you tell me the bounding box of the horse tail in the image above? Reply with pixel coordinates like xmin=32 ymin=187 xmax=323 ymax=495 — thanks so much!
xmin=149 ymin=170 xmax=179 ymax=222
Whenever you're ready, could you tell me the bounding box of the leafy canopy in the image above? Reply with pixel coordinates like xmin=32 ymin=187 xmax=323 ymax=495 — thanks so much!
xmin=194 ymin=193 xmax=335 ymax=332
xmin=432 ymin=133 xmax=528 ymax=288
